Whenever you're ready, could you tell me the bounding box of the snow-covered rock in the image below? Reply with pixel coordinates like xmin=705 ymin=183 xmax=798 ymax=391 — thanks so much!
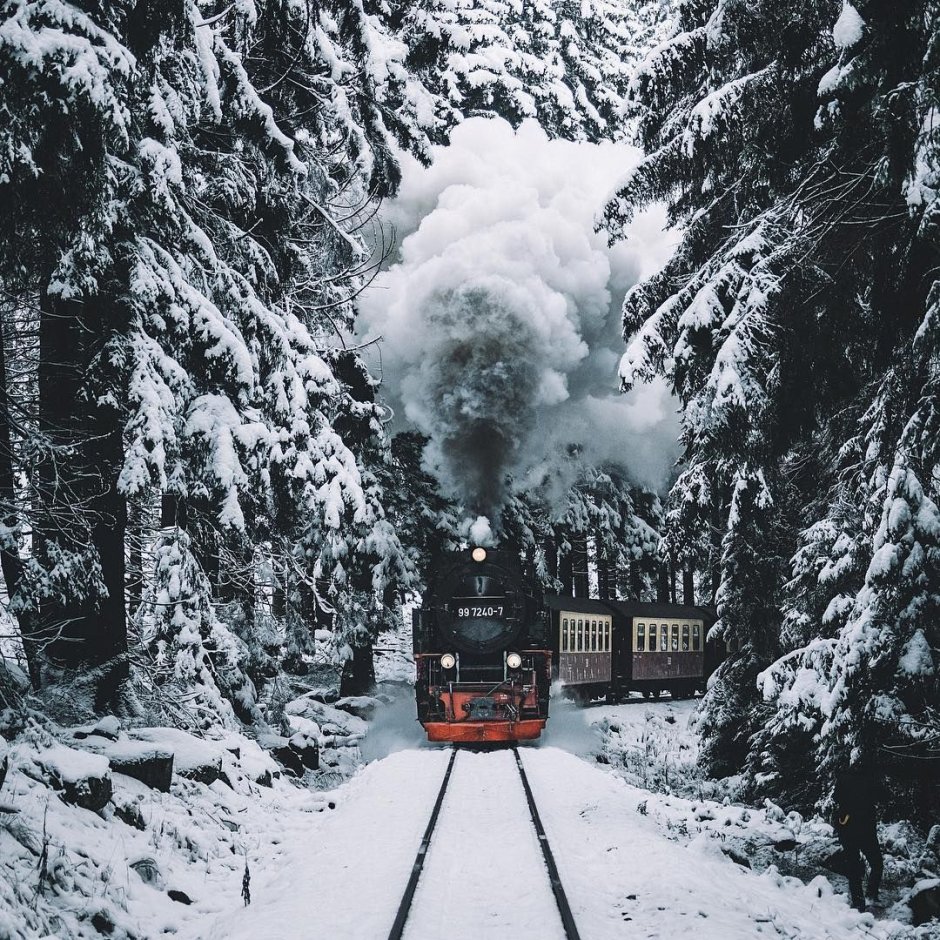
xmin=35 ymin=743 xmax=112 ymax=811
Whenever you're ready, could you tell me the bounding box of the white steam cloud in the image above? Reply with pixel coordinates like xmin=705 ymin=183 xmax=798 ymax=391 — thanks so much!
xmin=361 ymin=118 xmax=680 ymax=520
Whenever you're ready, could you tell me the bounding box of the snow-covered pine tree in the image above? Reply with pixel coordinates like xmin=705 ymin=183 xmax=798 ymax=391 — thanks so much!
xmin=603 ymin=0 xmax=843 ymax=773
xmin=751 ymin=0 xmax=940 ymax=810
xmin=0 ymin=0 xmax=416 ymax=719
xmin=392 ymin=0 xmax=674 ymax=142
xmin=606 ymin=0 xmax=940 ymax=804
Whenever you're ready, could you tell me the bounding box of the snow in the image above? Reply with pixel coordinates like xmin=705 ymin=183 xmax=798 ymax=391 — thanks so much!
xmin=193 ymin=726 xmax=921 ymax=939
xmin=199 ymin=749 xmax=452 ymax=940
xmin=467 ymin=514 xmax=495 ymax=546
xmin=3 ymin=696 xmax=933 ymax=939
xmin=898 ymin=629 xmax=935 ymax=677
xmin=404 ymin=749 xmax=566 ymax=939
xmin=832 ymin=3 xmax=865 ymax=50
xmin=36 ymin=743 xmax=110 ymax=785
xmin=521 ymin=746 xmax=891 ymax=939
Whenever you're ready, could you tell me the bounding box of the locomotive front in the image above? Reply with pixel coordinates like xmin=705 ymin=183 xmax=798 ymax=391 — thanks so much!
xmin=413 ymin=547 xmax=551 ymax=743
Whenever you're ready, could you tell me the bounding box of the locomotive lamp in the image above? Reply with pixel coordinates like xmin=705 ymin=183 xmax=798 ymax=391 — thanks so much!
xmin=471 ymin=547 xmax=487 ymax=562
xmin=440 ymin=653 xmax=457 ymax=670
xmin=506 ymin=652 xmax=522 ymax=670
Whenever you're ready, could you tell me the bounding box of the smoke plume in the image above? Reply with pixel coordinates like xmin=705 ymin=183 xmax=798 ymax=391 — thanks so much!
xmin=361 ymin=118 xmax=680 ymax=520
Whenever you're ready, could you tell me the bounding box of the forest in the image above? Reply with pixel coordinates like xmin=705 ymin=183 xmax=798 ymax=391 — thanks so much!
xmin=0 ymin=0 xmax=937 ymax=874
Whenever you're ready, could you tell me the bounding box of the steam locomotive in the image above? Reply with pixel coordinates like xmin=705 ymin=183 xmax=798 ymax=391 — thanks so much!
xmin=412 ymin=546 xmax=551 ymax=743
xmin=413 ymin=545 xmax=721 ymax=744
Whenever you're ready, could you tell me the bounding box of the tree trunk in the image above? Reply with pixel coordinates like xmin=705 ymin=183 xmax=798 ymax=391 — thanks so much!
xmin=571 ymin=534 xmax=589 ymax=597
xmin=629 ymin=556 xmax=643 ymax=601
xmin=595 ymin=533 xmax=610 ymax=601
xmin=126 ymin=499 xmax=143 ymax=626
xmin=0 ymin=310 xmax=39 ymax=687
xmin=38 ymin=291 xmax=127 ymax=707
xmin=683 ymin=564 xmax=695 ymax=606
xmin=543 ymin=536 xmax=557 ymax=585
xmin=657 ymin=561 xmax=670 ymax=603
xmin=559 ymin=546 xmax=573 ymax=595
xmin=340 ymin=637 xmax=375 ymax=697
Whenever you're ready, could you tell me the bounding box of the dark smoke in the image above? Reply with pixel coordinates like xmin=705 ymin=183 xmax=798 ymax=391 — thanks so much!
xmin=425 ymin=286 xmax=539 ymax=516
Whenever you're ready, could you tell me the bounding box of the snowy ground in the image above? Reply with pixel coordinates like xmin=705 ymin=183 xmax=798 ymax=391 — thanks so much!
xmin=0 ymin=690 xmax=934 ymax=939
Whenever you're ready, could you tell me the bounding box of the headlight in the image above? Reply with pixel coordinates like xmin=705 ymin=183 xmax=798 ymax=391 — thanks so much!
xmin=440 ymin=653 xmax=456 ymax=670
xmin=506 ymin=652 xmax=522 ymax=670
xmin=471 ymin=547 xmax=487 ymax=562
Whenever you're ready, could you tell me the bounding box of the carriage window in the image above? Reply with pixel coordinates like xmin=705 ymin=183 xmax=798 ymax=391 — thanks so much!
xmin=562 ymin=618 xmax=569 ymax=652
xmin=672 ymin=624 xmax=679 ymax=651
xmin=648 ymin=623 xmax=657 ymax=652
xmin=660 ymin=625 xmax=669 ymax=651
xmin=578 ymin=619 xmax=584 ymax=652
xmin=682 ymin=624 xmax=690 ymax=651
xmin=606 ymin=620 xmax=612 ymax=652
xmin=592 ymin=620 xmax=598 ymax=652
xmin=692 ymin=623 xmax=701 ymax=651
xmin=636 ymin=622 xmax=645 ymax=652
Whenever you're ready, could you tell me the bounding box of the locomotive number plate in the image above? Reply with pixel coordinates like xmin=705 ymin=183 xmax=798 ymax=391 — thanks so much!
xmin=456 ymin=605 xmax=505 ymax=618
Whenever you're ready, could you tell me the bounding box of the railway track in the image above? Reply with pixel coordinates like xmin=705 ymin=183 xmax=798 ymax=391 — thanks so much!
xmin=388 ymin=745 xmax=581 ymax=940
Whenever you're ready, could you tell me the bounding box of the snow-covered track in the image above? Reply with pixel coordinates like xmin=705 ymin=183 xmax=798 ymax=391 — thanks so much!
xmin=387 ymin=747 xmax=458 ymax=940
xmin=388 ymin=745 xmax=581 ymax=940
xmin=512 ymin=745 xmax=582 ymax=940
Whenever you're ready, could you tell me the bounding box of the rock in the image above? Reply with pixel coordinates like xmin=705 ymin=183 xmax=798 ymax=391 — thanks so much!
xmin=773 ymin=838 xmax=798 ymax=852
xmin=37 ymin=745 xmax=112 ymax=812
xmin=108 ymin=748 xmax=174 ymax=792
xmin=271 ymin=745 xmax=305 ymax=778
xmin=131 ymin=857 xmax=164 ymax=888
xmin=73 ymin=716 xmax=122 ymax=741
xmin=334 ymin=696 xmax=381 ymax=721
xmin=168 ymin=889 xmax=192 ymax=905
xmin=114 ymin=801 xmax=145 ymax=830
xmin=288 ymin=732 xmax=319 ymax=770
xmin=92 ymin=716 xmax=122 ymax=740
xmin=916 ymin=825 xmax=940 ymax=873
xmin=721 ymin=846 xmax=752 ymax=869
xmin=909 ymin=878 xmax=940 ymax=926
xmin=91 ymin=909 xmax=114 ymax=935
xmin=177 ymin=756 xmax=222 ymax=786
xmin=127 ymin=727 xmax=226 ymax=785
xmin=254 ymin=769 xmax=273 ymax=787
xmin=62 ymin=773 xmax=112 ymax=812
xmin=75 ymin=737 xmax=175 ymax=793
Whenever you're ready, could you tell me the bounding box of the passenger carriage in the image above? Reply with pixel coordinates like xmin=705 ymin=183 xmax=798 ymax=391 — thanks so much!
xmin=543 ymin=595 xmax=615 ymax=703
xmin=604 ymin=600 xmax=712 ymax=699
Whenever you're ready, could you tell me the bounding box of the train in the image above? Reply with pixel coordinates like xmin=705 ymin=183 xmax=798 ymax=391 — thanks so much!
xmin=412 ymin=545 xmax=721 ymax=743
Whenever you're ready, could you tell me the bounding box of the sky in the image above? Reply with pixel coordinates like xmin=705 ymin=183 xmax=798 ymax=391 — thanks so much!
xmin=360 ymin=117 xmax=681 ymax=520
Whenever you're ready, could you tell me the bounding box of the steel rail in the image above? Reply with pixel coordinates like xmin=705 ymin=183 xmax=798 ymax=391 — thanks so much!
xmin=512 ymin=745 xmax=582 ymax=940
xmin=386 ymin=746 xmax=458 ymax=940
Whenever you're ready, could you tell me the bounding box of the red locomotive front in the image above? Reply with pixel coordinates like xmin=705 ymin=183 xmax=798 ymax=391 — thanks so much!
xmin=413 ymin=547 xmax=551 ymax=743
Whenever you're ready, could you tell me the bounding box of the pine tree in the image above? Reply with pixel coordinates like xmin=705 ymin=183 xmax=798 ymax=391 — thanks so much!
xmin=604 ymin=0 xmax=940 ymax=803
xmin=393 ymin=0 xmax=673 ymax=142
xmin=0 ymin=0 xmax=417 ymax=718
